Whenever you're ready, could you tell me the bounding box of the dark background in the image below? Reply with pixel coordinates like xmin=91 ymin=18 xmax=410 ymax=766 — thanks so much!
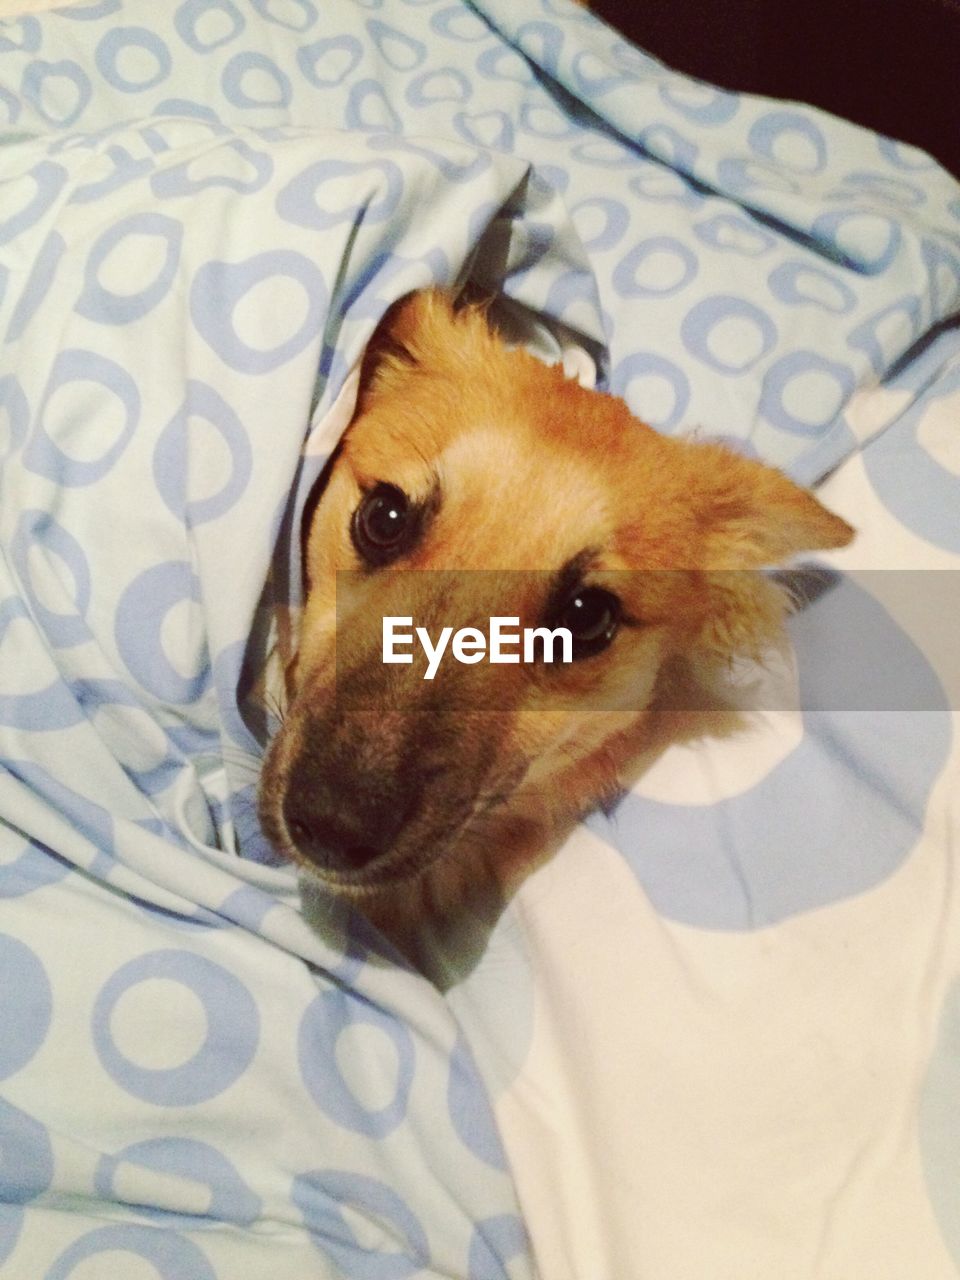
xmin=590 ymin=0 xmax=960 ymax=179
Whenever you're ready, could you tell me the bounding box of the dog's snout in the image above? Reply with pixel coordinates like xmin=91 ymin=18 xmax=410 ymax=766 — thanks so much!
xmin=282 ymin=783 xmax=406 ymax=876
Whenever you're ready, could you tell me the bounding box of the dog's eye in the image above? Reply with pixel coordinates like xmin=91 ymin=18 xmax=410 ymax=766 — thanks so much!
xmin=556 ymin=587 xmax=621 ymax=659
xmin=351 ymin=483 xmax=414 ymax=565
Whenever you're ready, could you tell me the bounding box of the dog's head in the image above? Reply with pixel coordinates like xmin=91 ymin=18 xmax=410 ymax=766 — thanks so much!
xmin=259 ymin=290 xmax=853 ymax=896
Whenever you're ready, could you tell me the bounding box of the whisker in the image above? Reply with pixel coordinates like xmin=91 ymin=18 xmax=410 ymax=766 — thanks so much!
xmin=261 ymin=690 xmax=287 ymax=724
xmin=219 ymin=746 xmax=265 ymax=783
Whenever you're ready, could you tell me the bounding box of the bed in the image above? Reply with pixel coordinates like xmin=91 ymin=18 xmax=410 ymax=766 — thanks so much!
xmin=1 ymin=0 xmax=958 ymax=1276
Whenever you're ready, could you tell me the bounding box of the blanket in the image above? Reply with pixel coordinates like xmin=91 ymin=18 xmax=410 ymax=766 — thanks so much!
xmin=1 ymin=0 xmax=959 ymax=1276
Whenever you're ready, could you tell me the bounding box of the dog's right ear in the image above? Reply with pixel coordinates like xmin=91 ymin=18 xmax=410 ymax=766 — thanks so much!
xmin=357 ymin=290 xmax=456 ymax=407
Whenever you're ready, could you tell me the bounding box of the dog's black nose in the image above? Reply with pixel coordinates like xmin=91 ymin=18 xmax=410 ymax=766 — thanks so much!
xmin=282 ymin=789 xmax=402 ymax=875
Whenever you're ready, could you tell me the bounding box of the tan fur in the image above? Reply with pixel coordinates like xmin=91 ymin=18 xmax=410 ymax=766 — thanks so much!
xmin=259 ymin=290 xmax=853 ymax=954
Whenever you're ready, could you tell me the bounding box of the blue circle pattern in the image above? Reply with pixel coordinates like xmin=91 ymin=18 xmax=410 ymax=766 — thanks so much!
xmin=748 ymin=110 xmax=827 ymax=173
xmin=0 ymin=1205 xmax=24 ymax=1270
xmin=447 ymin=1031 xmax=507 ymax=1170
xmin=189 ymin=249 xmax=327 ymax=372
xmin=346 ymin=78 xmax=402 ymax=132
xmin=407 ymin=66 xmax=471 ymax=107
xmin=222 ymin=51 xmax=292 ymax=108
xmin=612 ymin=235 xmax=697 ymax=298
xmin=153 ymin=380 xmax=253 ymax=525
xmin=25 ymin=348 xmax=140 ymax=486
xmin=760 ymin=349 xmax=857 ymax=435
xmin=570 ymin=195 xmax=629 ymax=251
xmin=0 ymin=935 xmax=53 ymax=1079
xmin=151 ymin=137 xmax=273 ymax=196
xmin=0 ymin=373 xmax=30 ymax=462
xmin=292 ymin=1169 xmax=430 ymax=1278
xmin=45 ymin=1224 xmax=217 ymax=1280
xmin=276 ymin=155 xmax=403 ymax=229
xmin=0 ymin=832 xmax=73 ymax=900
xmin=70 ymin=676 xmax=187 ymax=795
xmin=2 ymin=762 xmax=114 ymax=871
xmin=252 ymin=0 xmax=318 ymax=32
xmin=56 ymin=1 xmax=123 ymax=21
xmin=76 ymin=211 xmax=183 ymax=324
xmin=469 ymin=1215 xmax=530 ymax=1279
xmin=113 ymin=561 xmax=210 ymax=704
xmin=767 ymin=260 xmax=857 ymax=314
xmin=0 ymin=18 xmax=41 ymax=55
xmin=658 ymin=81 xmax=739 ymax=126
xmin=369 ymin=19 xmax=427 ymax=72
xmin=9 ymin=509 xmax=93 ymax=649
xmin=92 ymin=949 xmax=260 ymax=1105
xmin=681 ymin=294 xmax=777 ymax=374
xmin=298 ymin=987 xmax=416 ymax=1139
xmin=1 ymin=0 xmax=959 ymax=1273
xmin=7 ymin=230 xmax=67 ymax=343
xmin=297 ymin=35 xmax=363 ymax=88
xmin=0 ymin=160 xmax=66 ymax=245
xmin=850 ymin=296 xmax=926 ymax=378
xmin=95 ymin=27 xmax=172 ymax=93
xmin=693 ymin=213 xmax=776 ymax=256
xmin=589 ymin=577 xmax=952 ymax=929
xmin=0 ymin=1100 xmax=55 ymax=1206
xmin=862 ymin=358 xmax=960 ymax=553
xmin=174 ymin=0 xmax=246 ymax=54
xmin=20 ymin=62 xmax=91 ymax=128
xmin=95 ymin=1138 xmax=262 ymax=1228
xmin=610 ymin=349 xmax=690 ymax=429
xmin=811 ymin=208 xmax=902 ymax=274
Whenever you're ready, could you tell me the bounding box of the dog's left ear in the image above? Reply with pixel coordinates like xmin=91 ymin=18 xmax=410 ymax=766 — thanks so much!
xmin=663 ymin=439 xmax=854 ymax=660
xmin=680 ymin=440 xmax=854 ymax=568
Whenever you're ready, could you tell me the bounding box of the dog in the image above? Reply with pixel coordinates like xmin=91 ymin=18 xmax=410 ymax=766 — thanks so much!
xmin=258 ymin=289 xmax=853 ymax=956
